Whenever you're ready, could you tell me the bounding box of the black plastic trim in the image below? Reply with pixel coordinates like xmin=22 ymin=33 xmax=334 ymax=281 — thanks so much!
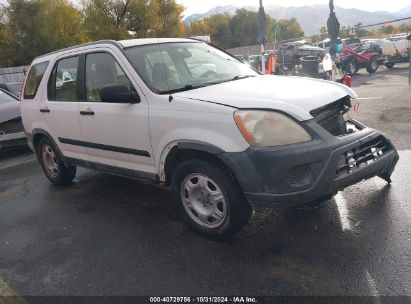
xmin=58 ymin=137 xmax=151 ymax=157
xmin=79 ymin=110 xmax=94 ymax=116
xmin=31 ymin=129 xmax=65 ymax=160
xmin=65 ymin=157 xmax=158 ymax=182
xmin=177 ymin=141 xmax=225 ymax=155
xmin=78 ymin=53 xmax=87 ymax=101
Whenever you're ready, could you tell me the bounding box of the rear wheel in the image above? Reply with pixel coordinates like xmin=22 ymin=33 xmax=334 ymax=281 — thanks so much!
xmin=171 ymin=159 xmax=252 ymax=240
xmin=385 ymin=62 xmax=395 ymax=69
xmin=366 ymin=58 xmax=379 ymax=73
xmin=37 ymin=137 xmax=76 ymax=186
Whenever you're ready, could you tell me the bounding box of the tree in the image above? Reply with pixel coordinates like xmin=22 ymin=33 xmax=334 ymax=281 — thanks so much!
xmin=83 ymin=0 xmax=132 ymax=40
xmin=83 ymin=0 xmax=185 ymax=39
xmin=229 ymin=9 xmax=258 ymax=47
xmin=0 ymin=6 xmax=15 ymax=66
xmin=186 ymin=10 xmax=305 ymax=49
xmin=2 ymin=0 xmax=86 ymax=66
xmin=187 ymin=19 xmax=210 ymax=37
xmin=150 ymin=0 xmax=185 ymax=37
xmin=380 ymin=25 xmax=394 ymax=35
xmin=270 ymin=18 xmax=304 ymax=42
xmin=354 ymin=23 xmax=372 ymax=38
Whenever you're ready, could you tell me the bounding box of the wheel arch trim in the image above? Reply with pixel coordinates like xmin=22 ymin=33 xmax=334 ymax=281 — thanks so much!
xmin=158 ymin=140 xmax=225 ymax=183
xmin=31 ymin=128 xmax=65 ymax=161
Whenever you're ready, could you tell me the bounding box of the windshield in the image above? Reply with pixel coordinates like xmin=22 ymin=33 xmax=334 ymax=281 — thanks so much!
xmin=125 ymin=42 xmax=257 ymax=94
xmin=0 ymin=89 xmax=18 ymax=105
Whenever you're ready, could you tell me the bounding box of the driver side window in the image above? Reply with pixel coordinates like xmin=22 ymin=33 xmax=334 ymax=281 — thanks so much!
xmin=85 ymin=52 xmax=135 ymax=102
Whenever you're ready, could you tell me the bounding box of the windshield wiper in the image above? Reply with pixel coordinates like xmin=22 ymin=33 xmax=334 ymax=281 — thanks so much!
xmin=160 ymin=75 xmax=257 ymax=94
xmin=232 ymin=75 xmax=256 ymax=81
xmin=161 ymin=84 xmax=209 ymax=94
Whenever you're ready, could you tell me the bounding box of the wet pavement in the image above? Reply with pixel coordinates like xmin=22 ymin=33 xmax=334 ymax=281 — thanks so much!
xmin=0 ymin=148 xmax=410 ymax=296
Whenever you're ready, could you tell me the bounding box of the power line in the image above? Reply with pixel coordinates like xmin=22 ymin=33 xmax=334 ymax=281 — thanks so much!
xmin=275 ymin=16 xmax=411 ymax=44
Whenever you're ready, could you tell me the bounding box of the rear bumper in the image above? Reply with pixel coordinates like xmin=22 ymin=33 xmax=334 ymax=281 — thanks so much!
xmin=0 ymin=132 xmax=27 ymax=150
xmin=220 ymin=121 xmax=399 ymax=208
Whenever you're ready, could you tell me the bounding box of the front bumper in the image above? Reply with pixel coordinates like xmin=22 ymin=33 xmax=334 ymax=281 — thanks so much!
xmin=220 ymin=120 xmax=399 ymax=208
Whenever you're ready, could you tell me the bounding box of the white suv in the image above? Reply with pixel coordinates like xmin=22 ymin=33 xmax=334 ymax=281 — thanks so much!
xmin=20 ymin=38 xmax=399 ymax=239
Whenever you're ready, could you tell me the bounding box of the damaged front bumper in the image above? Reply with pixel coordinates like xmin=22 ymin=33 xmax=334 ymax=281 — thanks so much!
xmin=220 ymin=120 xmax=399 ymax=208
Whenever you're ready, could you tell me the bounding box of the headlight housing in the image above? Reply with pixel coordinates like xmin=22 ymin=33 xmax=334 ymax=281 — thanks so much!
xmin=234 ymin=110 xmax=312 ymax=147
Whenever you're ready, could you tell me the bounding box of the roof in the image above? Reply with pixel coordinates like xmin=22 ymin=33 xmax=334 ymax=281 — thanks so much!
xmin=33 ymin=38 xmax=200 ymax=62
xmin=118 ymin=38 xmax=198 ymax=48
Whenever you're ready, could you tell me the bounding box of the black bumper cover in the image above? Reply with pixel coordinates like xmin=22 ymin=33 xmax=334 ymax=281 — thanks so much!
xmin=220 ymin=121 xmax=399 ymax=208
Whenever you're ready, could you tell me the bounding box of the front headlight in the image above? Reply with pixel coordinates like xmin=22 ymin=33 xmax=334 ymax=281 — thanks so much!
xmin=234 ymin=110 xmax=312 ymax=147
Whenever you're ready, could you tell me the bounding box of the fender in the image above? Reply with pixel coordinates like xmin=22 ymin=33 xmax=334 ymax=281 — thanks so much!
xmin=158 ymin=140 xmax=225 ymax=183
xmin=31 ymin=128 xmax=66 ymax=161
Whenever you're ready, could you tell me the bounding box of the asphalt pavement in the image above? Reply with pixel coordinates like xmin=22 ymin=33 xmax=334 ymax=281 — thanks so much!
xmin=0 ymin=65 xmax=410 ymax=298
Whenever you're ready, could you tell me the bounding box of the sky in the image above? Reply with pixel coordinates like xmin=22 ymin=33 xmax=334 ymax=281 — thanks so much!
xmin=176 ymin=0 xmax=411 ymax=17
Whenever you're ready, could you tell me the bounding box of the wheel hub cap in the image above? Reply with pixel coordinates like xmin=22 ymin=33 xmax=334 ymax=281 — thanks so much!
xmin=180 ymin=174 xmax=227 ymax=229
xmin=42 ymin=144 xmax=59 ymax=178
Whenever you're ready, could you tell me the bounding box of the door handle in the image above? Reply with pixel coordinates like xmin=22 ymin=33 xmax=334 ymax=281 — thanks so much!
xmin=40 ymin=108 xmax=50 ymax=113
xmin=80 ymin=110 xmax=95 ymax=116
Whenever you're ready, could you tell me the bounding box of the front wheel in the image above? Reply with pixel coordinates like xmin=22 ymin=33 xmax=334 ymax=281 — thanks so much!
xmin=171 ymin=159 xmax=252 ymax=240
xmin=37 ymin=137 xmax=76 ymax=186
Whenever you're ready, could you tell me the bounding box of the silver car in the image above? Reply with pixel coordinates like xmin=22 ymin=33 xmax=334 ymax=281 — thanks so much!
xmin=0 ymin=88 xmax=26 ymax=150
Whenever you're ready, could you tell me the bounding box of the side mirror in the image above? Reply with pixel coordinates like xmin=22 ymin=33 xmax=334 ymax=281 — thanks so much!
xmin=100 ymin=84 xmax=140 ymax=104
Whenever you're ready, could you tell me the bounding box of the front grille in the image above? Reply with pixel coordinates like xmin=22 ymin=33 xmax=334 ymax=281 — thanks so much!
xmin=310 ymin=96 xmax=361 ymax=136
xmin=336 ymin=136 xmax=392 ymax=177
xmin=0 ymin=117 xmax=24 ymax=135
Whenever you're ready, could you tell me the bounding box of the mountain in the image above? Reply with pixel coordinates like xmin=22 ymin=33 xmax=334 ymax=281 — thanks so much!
xmin=184 ymin=5 xmax=403 ymax=35
xmin=184 ymin=5 xmax=238 ymax=24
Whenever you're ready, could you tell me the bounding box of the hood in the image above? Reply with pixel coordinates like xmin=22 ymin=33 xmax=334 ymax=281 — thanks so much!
xmin=0 ymin=102 xmax=21 ymax=123
xmin=176 ymin=75 xmax=357 ymax=121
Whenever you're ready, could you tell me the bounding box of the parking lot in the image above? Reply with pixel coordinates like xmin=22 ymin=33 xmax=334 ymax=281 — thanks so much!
xmin=0 ymin=64 xmax=410 ymax=297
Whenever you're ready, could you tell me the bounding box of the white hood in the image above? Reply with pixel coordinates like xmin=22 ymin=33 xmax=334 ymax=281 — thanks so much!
xmin=176 ymin=75 xmax=357 ymax=121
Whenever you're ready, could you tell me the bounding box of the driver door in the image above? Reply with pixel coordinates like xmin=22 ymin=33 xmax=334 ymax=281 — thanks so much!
xmin=78 ymin=50 xmax=155 ymax=174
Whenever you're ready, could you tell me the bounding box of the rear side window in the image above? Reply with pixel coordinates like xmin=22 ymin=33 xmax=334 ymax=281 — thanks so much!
xmin=48 ymin=56 xmax=79 ymax=101
xmin=23 ymin=61 xmax=49 ymax=99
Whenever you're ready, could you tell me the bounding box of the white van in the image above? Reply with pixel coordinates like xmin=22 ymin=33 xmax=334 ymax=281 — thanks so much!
xmin=20 ymin=38 xmax=399 ymax=239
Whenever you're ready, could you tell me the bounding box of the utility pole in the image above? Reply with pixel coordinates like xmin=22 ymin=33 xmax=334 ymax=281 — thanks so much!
xmin=327 ymin=0 xmax=340 ymax=81
xmin=407 ymin=33 xmax=410 ymax=85
xmin=257 ymin=0 xmax=267 ymax=74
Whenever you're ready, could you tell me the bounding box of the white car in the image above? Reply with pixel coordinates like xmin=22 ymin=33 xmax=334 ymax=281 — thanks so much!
xmin=20 ymin=38 xmax=399 ymax=239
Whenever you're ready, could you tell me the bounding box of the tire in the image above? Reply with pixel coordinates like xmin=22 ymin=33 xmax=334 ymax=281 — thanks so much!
xmin=37 ymin=137 xmax=76 ymax=186
xmin=171 ymin=159 xmax=252 ymax=240
xmin=385 ymin=62 xmax=395 ymax=69
xmin=366 ymin=58 xmax=379 ymax=73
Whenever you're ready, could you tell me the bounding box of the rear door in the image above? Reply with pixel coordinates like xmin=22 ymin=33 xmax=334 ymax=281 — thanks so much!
xmin=44 ymin=54 xmax=89 ymax=161
xmin=78 ymin=49 xmax=155 ymax=174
